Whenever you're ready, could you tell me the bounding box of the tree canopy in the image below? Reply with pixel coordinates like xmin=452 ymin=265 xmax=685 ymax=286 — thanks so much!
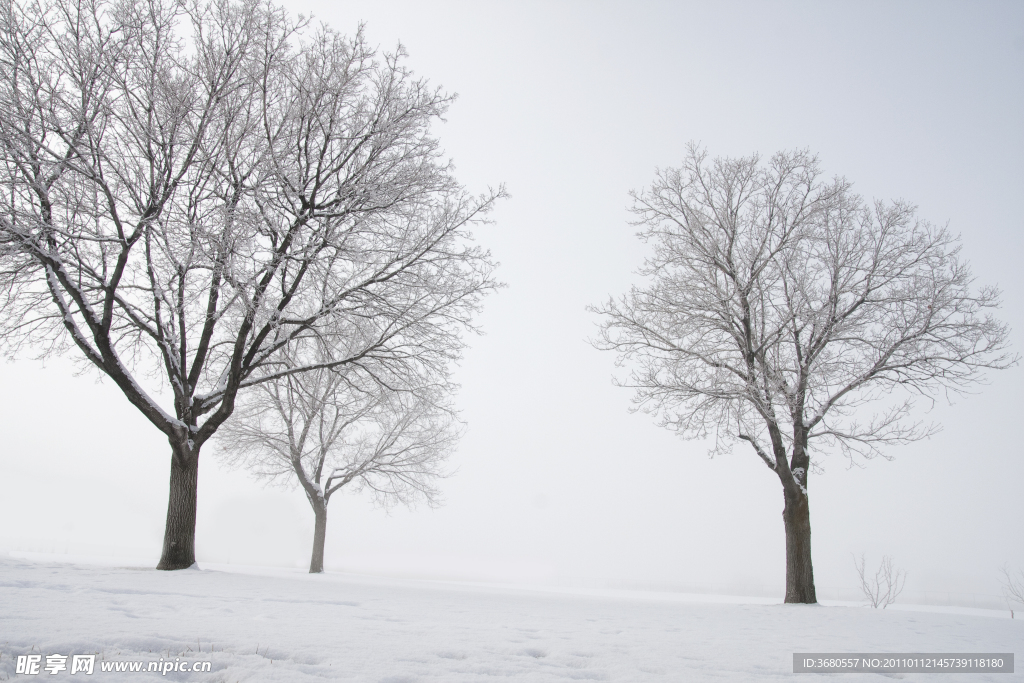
xmin=592 ymin=145 xmax=1015 ymax=602
xmin=0 ymin=0 xmax=500 ymax=569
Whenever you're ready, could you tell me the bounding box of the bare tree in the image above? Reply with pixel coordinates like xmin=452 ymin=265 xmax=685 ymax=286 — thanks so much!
xmin=0 ymin=0 xmax=500 ymax=569
xmin=1001 ymin=565 xmax=1024 ymax=617
xmin=218 ymin=342 xmax=456 ymax=573
xmin=854 ymin=554 xmax=906 ymax=608
xmin=591 ymin=145 xmax=1016 ymax=603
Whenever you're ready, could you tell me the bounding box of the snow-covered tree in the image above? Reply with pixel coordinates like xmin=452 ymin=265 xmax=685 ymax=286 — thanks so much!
xmin=218 ymin=342 xmax=456 ymax=573
xmin=0 ymin=0 xmax=499 ymax=569
xmin=591 ymin=145 xmax=1015 ymax=603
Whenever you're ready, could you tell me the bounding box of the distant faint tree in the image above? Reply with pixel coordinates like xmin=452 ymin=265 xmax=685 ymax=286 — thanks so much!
xmin=218 ymin=343 xmax=457 ymax=573
xmin=854 ymin=554 xmax=906 ymax=608
xmin=0 ymin=0 xmax=500 ymax=569
xmin=591 ymin=145 xmax=1016 ymax=603
xmin=1001 ymin=565 xmax=1024 ymax=617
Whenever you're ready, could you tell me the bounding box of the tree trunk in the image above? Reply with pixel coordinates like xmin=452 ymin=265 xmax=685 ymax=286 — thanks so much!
xmin=782 ymin=486 xmax=816 ymax=603
xmin=309 ymin=503 xmax=327 ymax=573
xmin=156 ymin=448 xmax=199 ymax=570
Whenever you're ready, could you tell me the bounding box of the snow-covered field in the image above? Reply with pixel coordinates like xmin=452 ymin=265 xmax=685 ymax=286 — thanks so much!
xmin=0 ymin=553 xmax=1019 ymax=682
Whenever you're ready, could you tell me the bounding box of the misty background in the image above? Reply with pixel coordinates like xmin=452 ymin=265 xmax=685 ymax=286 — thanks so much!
xmin=1 ymin=0 xmax=1021 ymax=605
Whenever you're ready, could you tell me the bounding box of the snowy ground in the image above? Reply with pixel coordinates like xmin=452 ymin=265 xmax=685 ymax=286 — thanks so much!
xmin=0 ymin=553 xmax=1019 ymax=682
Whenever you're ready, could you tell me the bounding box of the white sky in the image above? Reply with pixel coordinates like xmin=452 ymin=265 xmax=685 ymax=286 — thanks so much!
xmin=1 ymin=0 xmax=1022 ymax=601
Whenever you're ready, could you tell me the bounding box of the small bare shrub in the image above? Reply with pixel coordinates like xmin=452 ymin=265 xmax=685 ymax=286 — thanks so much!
xmin=1000 ymin=565 xmax=1024 ymax=618
xmin=854 ymin=554 xmax=906 ymax=608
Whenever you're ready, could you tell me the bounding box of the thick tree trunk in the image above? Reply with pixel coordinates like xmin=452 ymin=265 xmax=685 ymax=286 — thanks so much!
xmin=782 ymin=486 xmax=816 ymax=603
xmin=309 ymin=504 xmax=327 ymax=573
xmin=156 ymin=448 xmax=199 ymax=570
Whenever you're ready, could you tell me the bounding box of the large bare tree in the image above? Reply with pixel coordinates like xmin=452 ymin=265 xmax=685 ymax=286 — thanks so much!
xmin=591 ymin=145 xmax=1015 ymax=603
xmin=0 ymin=0 xmax=500 ymax=569
xmin=218 ymin=342 xmax=457 ymax=573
